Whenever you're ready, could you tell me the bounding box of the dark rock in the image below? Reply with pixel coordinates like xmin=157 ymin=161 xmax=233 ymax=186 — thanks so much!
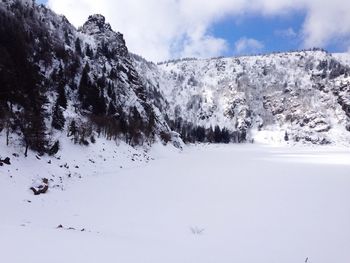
xmin=30 ymin=184 xmax=48 ymax=195
xmin=48 ymin=141 xmax=60 ymax=156
xmin=0 ymin=157 xmax=11 ymax=165
xmin=346 ymin=124 xmax=350 ymax=132
xmin=30 ymin=178 xmax=49 ymax=195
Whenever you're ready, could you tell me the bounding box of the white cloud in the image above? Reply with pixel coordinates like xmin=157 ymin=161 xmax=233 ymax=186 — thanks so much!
xmin=234 ymin=37 xmax=264 ymax=55
xmin=47 ymin=0 xmax=350 ymax=61
xmin=301 ymin=0 xmax=350 ymax=49
xmin=178 ymin=33 xmax=229 ymax=58
xmin=275 ymin=27 xmax=298 ymax=38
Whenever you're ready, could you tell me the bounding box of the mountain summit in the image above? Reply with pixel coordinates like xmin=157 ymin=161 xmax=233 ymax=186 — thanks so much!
xmin=82 ymin=14 xmax=112 ymax=33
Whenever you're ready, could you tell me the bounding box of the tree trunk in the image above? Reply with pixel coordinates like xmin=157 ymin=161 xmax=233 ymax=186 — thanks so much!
xmin=6 ymin=127 xmax=9 ymax=146
xmin=24 ymin=143 xmax=29 ymax=157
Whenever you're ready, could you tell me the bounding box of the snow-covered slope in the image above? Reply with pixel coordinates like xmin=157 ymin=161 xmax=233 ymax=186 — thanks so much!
xmin=1 ymin=144 xmax=350 ymax=263
xmin=0 ymin=0 xmax=174 ymax=157
xmin=153 ymin=51 xmax=350 ymax=145
xmin=0 ymin=132 xmax=158 ymax=192
xmin=333 ymin=52 xmax=350 ymax=66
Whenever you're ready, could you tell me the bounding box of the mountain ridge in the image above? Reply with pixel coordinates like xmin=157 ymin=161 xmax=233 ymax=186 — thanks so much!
xmin=152 ymin=49 xmax=350 ymax=144
xmin=1 ymin=0 xmax=350 ymax=157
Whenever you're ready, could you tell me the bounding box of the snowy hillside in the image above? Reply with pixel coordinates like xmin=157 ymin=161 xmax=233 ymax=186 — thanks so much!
xmin=155 ymin=51 xmax=350 ymax=145
xmin=0 ymin=0 xmax=174 ymax=159
xmin=333 ymin=52 xmax=350 ymax=66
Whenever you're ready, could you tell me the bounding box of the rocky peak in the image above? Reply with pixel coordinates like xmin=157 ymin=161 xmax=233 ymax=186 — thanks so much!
xmin=81 ymin=14 xmax=113 ymax=35
xmin=80 ymin=14 xmax=129 ymax=58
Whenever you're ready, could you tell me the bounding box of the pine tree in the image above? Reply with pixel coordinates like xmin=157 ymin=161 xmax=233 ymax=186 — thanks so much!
xmin=214 ymin=125 xmax=222 ymax=143
xmin=20 ymin=107 xmax=47 ymax=156
xmin=145 ymin=106 xmax=156 ymax=139
xmin=68 ymin=120 xmax=77 ymax=136
xmin=93 ymin=93 xmax=106 ymax=115
xmin=118 ymin=108 xmax=128 ymax=136
xmin=195 ymin=126 xmax=206 ymax=142
xmin=64 ymin=31 xmax=70 ymax=46
xmin=207 ymin=126 xmax=214 ymax=143
xmin=67 ymin=120 xmax=78 ymax=143
xmin=284 ymin=131 xmax=289 ymax=141
xmin=238 ymin=130 xmax=247 ymax=143
xmin=85 ymin=44 xmax=93 ymax=58
xmin=221 ymin=128 xmax=230 ymax=143
xmin=57 ymin=81 xmax=67 ymax=109
xmin=128 ymin=106 xmax=144 ymax=145
xmin=78 ymin=62 xmax=90 ymax=107
xmin=48 ymin=140 xmax=60 ymax=156
xmin=107 ymin=101 xmax=116 ymax=116
xmin=107 ymin=82 xmax=115 ymax=99
xmin=52 ymin=101 xmax=65 ymax=130
xmin=75 ymin=37 xmax=82 ymax=56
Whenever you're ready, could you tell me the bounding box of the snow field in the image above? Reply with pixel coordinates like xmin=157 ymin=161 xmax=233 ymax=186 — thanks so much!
xmin=1 ymin=143 xmax=350 ymax=263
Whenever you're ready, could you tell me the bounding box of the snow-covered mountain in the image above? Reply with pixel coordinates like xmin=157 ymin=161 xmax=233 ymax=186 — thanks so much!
xmin=152 ymin=51 xmax=350 ymax=145
xmin=1 ymin=0 xmax=350 ymax=155
xmin=0 ymin=0 xmax=176 ymax=157
xmin=2 ymin=3 xmax=350 ymax=262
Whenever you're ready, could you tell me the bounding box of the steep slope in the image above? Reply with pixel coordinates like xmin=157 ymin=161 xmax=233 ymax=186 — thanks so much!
xmin=155 ymin=51 xmax=350 ymax=145
xmin=0 ymin=0 xmax=173 ymax=157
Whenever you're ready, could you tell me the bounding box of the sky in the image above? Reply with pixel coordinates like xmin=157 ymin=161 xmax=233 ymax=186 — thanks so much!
xmin=36 ymin=0 xmax=350 ymax=62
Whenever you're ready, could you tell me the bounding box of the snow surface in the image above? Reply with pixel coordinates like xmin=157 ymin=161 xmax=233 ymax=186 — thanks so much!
xmin=333 ymin=52 xmax=350 ymax=66
xmin=1 ymin=142 xmax=350 ymax=263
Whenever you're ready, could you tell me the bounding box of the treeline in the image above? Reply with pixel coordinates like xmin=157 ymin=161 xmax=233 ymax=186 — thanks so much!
xmin=61 ymin=107 xmax=156 ymax=146
xmin=89 ymin=105 xmax=157 ymax=146
xmin=166 ymin=117 xmax=247 ymax=144
xmin=157 ymin=57 xmax=198 ymax=65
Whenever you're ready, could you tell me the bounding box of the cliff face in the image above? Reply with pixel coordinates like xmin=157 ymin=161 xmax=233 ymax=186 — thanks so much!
xmin=152 ymin=51 xmax=350 ymax=144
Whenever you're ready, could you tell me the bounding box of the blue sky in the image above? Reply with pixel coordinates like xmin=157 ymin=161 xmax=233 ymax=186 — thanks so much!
xmin=211 ymin=14 xmax=305 ymax=56
xmin=39 ymin=0 xmax=305 ymax=55
xmin=41 ymin=0 xmax=350 ymax=61
xmin=36 ymin=0 xmax=46 ymax=5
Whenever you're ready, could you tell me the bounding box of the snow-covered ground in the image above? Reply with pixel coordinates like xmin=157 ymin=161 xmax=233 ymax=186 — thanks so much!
xmin=1 ymin=143 xmax=350 ymax=263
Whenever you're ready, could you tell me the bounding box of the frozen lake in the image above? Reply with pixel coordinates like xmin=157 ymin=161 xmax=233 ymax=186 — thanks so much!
xmin=1 ymin=144 xmax=350 ymax=263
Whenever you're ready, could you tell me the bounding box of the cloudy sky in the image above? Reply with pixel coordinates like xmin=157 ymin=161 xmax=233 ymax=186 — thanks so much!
xmin=37 ymin=0 xmax=350 ymax=62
